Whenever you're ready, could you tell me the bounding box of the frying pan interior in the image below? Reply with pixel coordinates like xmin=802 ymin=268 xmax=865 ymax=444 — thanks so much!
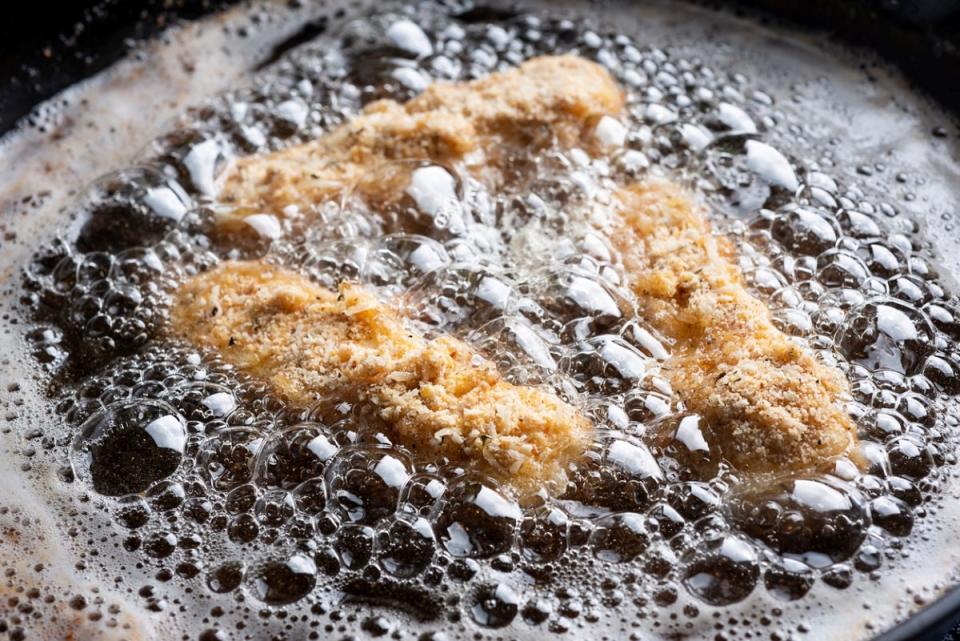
xmin=1 ymin=2 xmax=959 ymax=641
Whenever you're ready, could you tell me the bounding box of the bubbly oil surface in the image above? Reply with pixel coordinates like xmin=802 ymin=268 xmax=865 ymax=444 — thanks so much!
xmin=3 ymin=1 xmax=960 ymax=640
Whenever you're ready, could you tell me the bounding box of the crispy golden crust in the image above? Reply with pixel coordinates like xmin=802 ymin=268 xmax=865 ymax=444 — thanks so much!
xmin=611 ymin=181 xmax=859 ymax=472
xmin=218 ymin=55 xmax=624 ymax=221
xmin=193 ymin=53 xmax=859 ymax=476
xmin=170 ymin=261 xmax=590 ymax=490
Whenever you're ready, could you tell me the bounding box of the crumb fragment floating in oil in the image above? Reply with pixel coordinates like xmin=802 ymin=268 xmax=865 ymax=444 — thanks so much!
xmin=170 ymin=260 xmax=591 ymax=491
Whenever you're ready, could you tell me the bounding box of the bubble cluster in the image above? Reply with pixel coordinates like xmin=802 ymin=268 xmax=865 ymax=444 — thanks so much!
xmin=11 ymin=1 xmax=960 ymax=639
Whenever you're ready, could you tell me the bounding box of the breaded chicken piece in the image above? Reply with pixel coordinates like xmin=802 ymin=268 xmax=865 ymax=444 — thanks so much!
xmin=610 ymin=181 xmax=859 ymax=472
xmin=217 ymin=55 xmax=623 ymax=225
xmin=170 ymin=261 xmax=590 ymax=490
xmin=201 ymin=54 xmax=858 ymax=475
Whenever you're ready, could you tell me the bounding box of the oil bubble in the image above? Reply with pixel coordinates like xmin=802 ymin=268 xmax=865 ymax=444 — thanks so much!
xmin=71 ymin=399 xmax=186 ymax=496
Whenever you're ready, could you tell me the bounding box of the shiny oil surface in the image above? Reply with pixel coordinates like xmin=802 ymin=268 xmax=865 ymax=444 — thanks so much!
xmin=1 ymin=2 xmax=960 ymax=641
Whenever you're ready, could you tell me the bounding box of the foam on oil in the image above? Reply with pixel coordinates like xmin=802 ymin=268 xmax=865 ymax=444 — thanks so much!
xmin=2 ymin=2 xmax=960 ymax=641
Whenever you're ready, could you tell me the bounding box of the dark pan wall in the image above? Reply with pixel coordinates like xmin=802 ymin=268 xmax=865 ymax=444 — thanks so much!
xmin=1 ymin=0 xmax=959 ymax=134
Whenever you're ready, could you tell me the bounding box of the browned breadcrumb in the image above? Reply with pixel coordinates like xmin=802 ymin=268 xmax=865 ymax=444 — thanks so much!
xmin=197 ymin=53 xmax=859 ymax=476
xmin=170 ymin=261 xmax=591 ymax=490
xmin=610 ymin=181 xmax=859 ymax=472
xmin=217 ymin=55 xmax=624 ymax=226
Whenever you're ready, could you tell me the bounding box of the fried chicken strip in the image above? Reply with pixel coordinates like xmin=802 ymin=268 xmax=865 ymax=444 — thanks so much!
xmin=610 ymin=181 xmax=858 ymax=472
xmin=202 ymin=54 xmax=858 ymax=474
xmin=170 ymin=261 xmax=590 ymax=490
xmin=217 ymin=55 xmax=624 ymax=225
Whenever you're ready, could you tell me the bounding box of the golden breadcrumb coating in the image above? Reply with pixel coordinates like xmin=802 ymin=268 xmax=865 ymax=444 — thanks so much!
xmin=193 ymin=53 xmax=859 ymax=476
xmin=217 ymin=55 xmax=624 ymax=223
xmin=169 ymin=261 xmax=590 ymax=490
xmin=610 ymin=181 xmax=859 ymax=472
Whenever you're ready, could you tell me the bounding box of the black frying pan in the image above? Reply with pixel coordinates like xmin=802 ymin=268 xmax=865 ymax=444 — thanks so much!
xmin=2 ymin=0 xmax=959 ymax=134
xmin=1 ymin=1 xmax=959 ymax=640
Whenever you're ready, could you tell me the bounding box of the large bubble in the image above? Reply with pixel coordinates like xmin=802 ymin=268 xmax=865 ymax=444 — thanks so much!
xmin=71 ymin=399 xmax=187 ymax=496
